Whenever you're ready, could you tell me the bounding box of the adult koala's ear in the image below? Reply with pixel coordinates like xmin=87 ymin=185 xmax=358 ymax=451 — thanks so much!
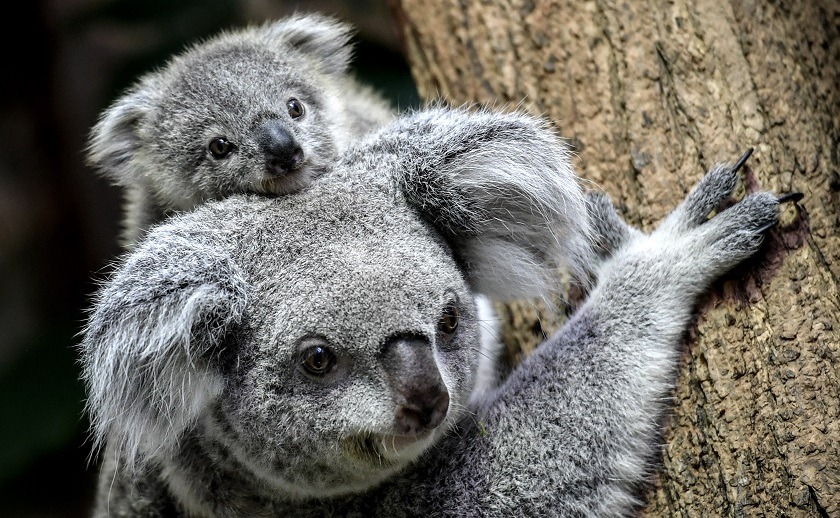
xmin=80 ymin=228 xmax=248 ymax=469
xmin=263 ymin=13 xmax=354 ymax=75
xmin=389 ymin=106 xmax=594 ymax=301
xmin=86 ymin=83 xmax=156 ymax=186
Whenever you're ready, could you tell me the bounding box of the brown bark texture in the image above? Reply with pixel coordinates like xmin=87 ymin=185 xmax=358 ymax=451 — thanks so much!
xmin=391 ymin=0 xmax=840 ymax=515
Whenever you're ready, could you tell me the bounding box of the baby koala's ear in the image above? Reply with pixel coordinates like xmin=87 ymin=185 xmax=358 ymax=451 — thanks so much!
xmin=388 ymin=106 xmax=595 ymax=301
xmin=86 ymin=84 xmax=156 ymax=186
xmin=263 ymin=13 xmax=354 ymax=75
xmin=80 ymin=226 xmax=248 ymax=469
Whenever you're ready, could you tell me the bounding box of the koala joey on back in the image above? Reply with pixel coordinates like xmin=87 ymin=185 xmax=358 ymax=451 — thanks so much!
xmin=81 ymin=106 xmax=787 ymax=517
xmin=87 ymin=13 xmax=394 ymax=246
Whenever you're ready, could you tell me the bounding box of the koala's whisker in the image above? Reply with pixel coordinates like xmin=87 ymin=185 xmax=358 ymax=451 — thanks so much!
xmin=476 ymin=322 xmax=504 ymax=348
xmin=106 ymin=447 xmax=121 ymax=517
xmin=448 ymin=402 xmax=477 ymax=421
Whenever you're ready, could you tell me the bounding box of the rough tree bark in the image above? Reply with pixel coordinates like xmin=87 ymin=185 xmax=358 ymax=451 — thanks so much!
xmin=390 ymin=1 xmax=839 ymax=515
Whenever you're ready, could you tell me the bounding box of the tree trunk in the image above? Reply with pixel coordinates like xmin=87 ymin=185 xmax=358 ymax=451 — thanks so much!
xmin=390 ymin=0 xmax=839 ymax=515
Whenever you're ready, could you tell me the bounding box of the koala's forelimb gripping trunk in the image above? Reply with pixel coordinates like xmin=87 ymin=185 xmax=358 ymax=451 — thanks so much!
xmin=462 ymin=155 xmax=782 ymax=516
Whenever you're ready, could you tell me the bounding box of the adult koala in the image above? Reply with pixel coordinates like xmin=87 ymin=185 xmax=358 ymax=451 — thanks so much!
xmin=80 ymin=106 xmax=783 ymax=517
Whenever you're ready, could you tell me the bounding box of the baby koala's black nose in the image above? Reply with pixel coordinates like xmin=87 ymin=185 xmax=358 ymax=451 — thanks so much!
xmin=256 ymin=120 xmax=304 ymax=176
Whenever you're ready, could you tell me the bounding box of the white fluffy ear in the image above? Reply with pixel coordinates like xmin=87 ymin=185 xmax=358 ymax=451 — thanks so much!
xmin=387 ymin=106 xmax=594 ymax=300
xmin=80 ymin=228 xmax=248 ymax=469
xmin=86 ymin=85 xmax=156 ymax=186
xmin=263 ymin=13 xmax=354 ymax=75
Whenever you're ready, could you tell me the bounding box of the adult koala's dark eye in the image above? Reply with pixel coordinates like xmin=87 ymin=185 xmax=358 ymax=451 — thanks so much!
xmin=208 ymin=137 xmax=234 ymax=159
xmin=286 ymin=98 xmax=305 ymax=119
xmin=300 ymin=345 xmax=336 ymax=377
xmin=437 ymin=303 xmax=460 ymax=339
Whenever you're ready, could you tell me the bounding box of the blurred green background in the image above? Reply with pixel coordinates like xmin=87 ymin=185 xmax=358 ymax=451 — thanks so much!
xmin=0 ymin=1 xmax=419 ymax=515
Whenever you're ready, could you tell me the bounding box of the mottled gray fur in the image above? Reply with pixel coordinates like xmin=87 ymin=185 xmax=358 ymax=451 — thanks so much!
xmin=85 ymin=13 xmax=504 ymax=404
xmin=87 ymin=13 xmax=394 ymax=246
xmin=80 ymin=106 xmax=780 ymax=517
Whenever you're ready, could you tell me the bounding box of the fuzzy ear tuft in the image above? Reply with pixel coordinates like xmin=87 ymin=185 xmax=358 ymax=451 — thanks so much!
xmin=262 ymin=13 xmax=354 ymax=75
xmin=381 ymin=105 xmax=595 ymax=301
xmin=86 ymin=85 xmax=156 ymax=186
xmin=80 ymin=227 xmax=248 ymax=470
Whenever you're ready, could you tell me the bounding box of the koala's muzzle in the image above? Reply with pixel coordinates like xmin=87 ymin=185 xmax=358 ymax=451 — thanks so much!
xmin=256 ymin=120 xmax=304 ymax=176
xmin=384 ymin=337 xmax=450 ymax=435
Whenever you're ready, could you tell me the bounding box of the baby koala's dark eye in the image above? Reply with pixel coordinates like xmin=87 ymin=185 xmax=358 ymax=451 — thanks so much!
xmin=287 ymin=98 xmax=305 ymax=119
xmin=300 ymin=345 xmax=336 ymax=377
xmin=437 ymin=302 xmax=460 ymax=339
xmin=208 ymin=137 xmax=234 ymax=159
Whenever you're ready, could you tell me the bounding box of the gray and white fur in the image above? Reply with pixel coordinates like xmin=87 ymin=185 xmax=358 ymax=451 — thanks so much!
xmin=80 ymin=106 xmax=781 ymax=517
xmin=86 ymin=13 xmax=394 ymax=246
xmin=85 ymin=13 xmax=506 ymax=396
xmin=88 ymin=14 xmax=503 ymax=398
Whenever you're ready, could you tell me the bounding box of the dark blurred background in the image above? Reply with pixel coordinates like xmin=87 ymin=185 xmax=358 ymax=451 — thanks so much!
xmin=0 ymin=1 xmax=418 ymax=515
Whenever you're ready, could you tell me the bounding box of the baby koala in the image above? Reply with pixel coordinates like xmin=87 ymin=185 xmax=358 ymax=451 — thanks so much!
xmin=87 ymin=13 xmax=394 ymax=245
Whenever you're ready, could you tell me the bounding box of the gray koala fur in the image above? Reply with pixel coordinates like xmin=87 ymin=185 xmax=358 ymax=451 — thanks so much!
xmin=86 ymin=12 xmax=506 ymax=404
xmin=80 ymin=105 xmax=781 ymax=517
xmin=85 ymin=12 xmax=504 ymax=400
xmin=86 ymin=13 xmax=394 ymax=246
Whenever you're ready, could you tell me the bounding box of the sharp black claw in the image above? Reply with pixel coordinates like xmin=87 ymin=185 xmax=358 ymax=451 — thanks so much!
xmin=731 ymin=148 xmax=754 ymax=174
xmin=777 ymin=192 xmax=804 ymax=204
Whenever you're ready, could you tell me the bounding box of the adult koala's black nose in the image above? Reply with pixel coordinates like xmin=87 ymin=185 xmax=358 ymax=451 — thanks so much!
xmin=384 ymin=336 xmax=451 ymax=435
xmin=256 ymin=120 xmax=304 ymax=176
xmin=395 ymin=388 xmax=450 ymax=435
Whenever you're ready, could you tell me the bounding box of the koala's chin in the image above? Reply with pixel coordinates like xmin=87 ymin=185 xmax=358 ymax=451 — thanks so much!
xmin=344 ymin=427 xmax=442 ymax=467
xmin=250 ymin=162 xmax=322 ymax=197
xmin=307 ymin=430 xmax=444 ymax=497
xmin=188 ymin=159 xmax=325 ymax=206
xmin=214 ymin=421 xmax=453 ymax=499
xmin=361 ymin=430 xmax=438 ymax=462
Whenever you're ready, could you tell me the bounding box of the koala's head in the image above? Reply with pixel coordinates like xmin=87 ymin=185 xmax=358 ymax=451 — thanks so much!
xmin=87 ymin=14 xmax=359 ymax=209
xmin=81 ymin=107 xmax=593 ymax=498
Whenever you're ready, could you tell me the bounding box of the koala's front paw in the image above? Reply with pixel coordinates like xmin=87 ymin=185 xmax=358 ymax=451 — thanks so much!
xmin=655 ymin=149 xmax=799 ymax=282
xmin=585 ymin=191 xmax=641 ymax=259
xmin=660 ymin=148 xmax=750 ymax=235
xmin=695 ymin=191 xmax=780 ymax=271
